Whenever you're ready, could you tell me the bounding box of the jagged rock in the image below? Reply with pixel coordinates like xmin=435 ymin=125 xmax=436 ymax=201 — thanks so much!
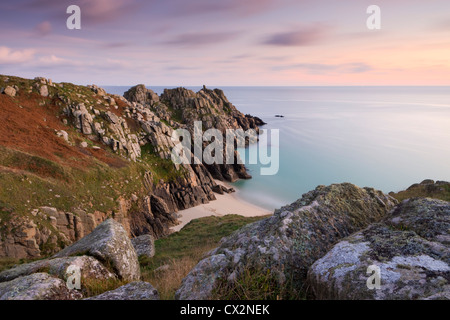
xmin=70 ymin=103 xmax=94 ymax=135
xmin=86 ymin=282 xmax=159 ymax=300
xmin=0 ymin=212 xmax=44 ymax=259
xmin=34 ymin=77 xmax=47 ymax=84
xmin=150 ymin=195 xmax=171 ymax=215
xmin=0 ymin=256 xmax=115 ymax=283
xmin=307 ymin=198 xmax=450 ymax=300
xmin=131 ymin=234 xmax=155 ymax=258
xmin=88 ymin=84 xmax=106 ymax=96
xmin=3 ymin=86 xmax=16 ymax=97
xmin=0 ymin=273 xmax=82 ymax=300
xmin=124 ymin=85 xmax=159 ymax=105
xmin=175 ymin=183 xmax=398 ymax=300
xmin=246 ymin=114 xmax=266 ymax=126
xmin=53 ymin=219 xmax=140 ymax=281
xmin=212 ymin=185 xmax=234 ymax=195
xmin=80 ymin=141 xmax=88 ymax=148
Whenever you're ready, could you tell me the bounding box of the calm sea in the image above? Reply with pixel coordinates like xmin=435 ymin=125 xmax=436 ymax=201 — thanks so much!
xmin=104 ymin=86 xmax=450 ymax=211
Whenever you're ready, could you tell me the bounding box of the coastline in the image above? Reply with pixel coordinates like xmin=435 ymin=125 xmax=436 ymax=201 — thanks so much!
xmin=170 ymin=180 xmax=272 ymax=232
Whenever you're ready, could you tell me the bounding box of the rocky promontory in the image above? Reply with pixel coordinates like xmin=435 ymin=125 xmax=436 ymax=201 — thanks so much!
xmin=0 ymin=75 xmax=264 ymax=259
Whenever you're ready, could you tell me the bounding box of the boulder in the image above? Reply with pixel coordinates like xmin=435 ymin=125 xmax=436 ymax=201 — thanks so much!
xmin=86 ymin=281 xmax=159 ymax=301
xmin=39 ymin=85 xmax=49 ymax=97
xmin=175 ymin=183 xmax=398 ymax=300
xmin=0 ymin=273 xmax=82 ymax=300
xmin=0 ymin=256 xmax=116 ymax=283
xmin=53 ymin=219 xmax=141 ymax=281
xmin=131 ymin=235 xmax=155 ymax=258
xmin=86 ymin=281 xmax=159 ymax=300
xmin=56 ymin=130 xmax=69 ymax=143
xmin=307 ymin=198 xmax=450 ymax=300
xmin=3 ymin=86 xmax=16 ymax=97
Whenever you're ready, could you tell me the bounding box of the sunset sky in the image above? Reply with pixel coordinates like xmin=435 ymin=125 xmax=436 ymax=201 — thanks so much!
xmin=1 ymin=0 xmax=450 ymax=86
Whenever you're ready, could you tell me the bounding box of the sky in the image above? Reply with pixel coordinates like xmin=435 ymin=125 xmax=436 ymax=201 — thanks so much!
xmin=1 ymin=0 xmax=450 ymax=86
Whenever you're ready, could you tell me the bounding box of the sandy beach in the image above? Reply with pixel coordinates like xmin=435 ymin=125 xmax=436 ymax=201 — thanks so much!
xmin=171 ymin=180 xmax=272 ymax=232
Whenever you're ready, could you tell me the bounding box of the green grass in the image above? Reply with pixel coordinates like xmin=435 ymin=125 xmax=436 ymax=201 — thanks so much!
xmin=140 ymin=144 xmax=186 ymax=183
xmin=139 ymin=214 xmax=269 ymax=299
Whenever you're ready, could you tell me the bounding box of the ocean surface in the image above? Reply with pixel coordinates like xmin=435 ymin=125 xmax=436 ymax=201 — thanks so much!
xmin=104 ymin=86 xmax=450 ymax=211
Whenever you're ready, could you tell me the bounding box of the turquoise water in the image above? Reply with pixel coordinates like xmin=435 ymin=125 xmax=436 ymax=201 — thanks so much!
xmin=104 ymin=86 xmax=450 ymax=211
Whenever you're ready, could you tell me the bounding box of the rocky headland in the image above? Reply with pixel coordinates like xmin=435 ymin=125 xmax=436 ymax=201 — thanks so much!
xmin=0 ymin=75 xmax=262 ymax=259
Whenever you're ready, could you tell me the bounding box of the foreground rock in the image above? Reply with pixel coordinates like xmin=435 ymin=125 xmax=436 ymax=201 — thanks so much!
xmin=0 ymin=256 xmax=115 ymax=283
xmin=307 ymin=198 xmax=450 ymax=300
xmin=131 ymin=235 xmax=155 ymax=258
xmin=0 ymin=273 xmax=82 ymax=300
xmin=175 ymin=183 xmax=398 ymax=300
xmin=53 ymin=219 xmax=140 ymax=281
xmin=86 ymin=282 xmax=159 ymax=300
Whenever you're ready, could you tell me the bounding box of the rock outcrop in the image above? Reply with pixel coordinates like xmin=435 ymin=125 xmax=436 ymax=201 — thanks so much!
xmin=175 ymin=183 xmax=398 ymax=300
xmin=53 ymin=219 xmax=140 ymax=281
xmin=0 ymin=256 xmax=115 ymax=283
xmin=124 ymin=85 xmax=263 ymax=183
xmin=0 ymin=273 xmax=82 ymax=300
xmin=86 ymin=282 xmax=159 ymax=300
xmin=0 ymin=206 xmax=115 ymax=259
xmin=0 ymin=217 xmax=159 ymax=300
xmin=131 ymin=234 xmax=155 ymax=258
xmin=307 ymin=198 xmax=450 ymax=300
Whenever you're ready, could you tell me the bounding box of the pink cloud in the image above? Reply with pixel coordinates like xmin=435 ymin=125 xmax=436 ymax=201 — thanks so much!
xmin=0 ymin=47 xmax=36 ymax=64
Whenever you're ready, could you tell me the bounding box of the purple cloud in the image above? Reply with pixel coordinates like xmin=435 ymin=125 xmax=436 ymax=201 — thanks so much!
xmin=158 ymin=0 xmax=278 ymax=17
xmin=162 ymin=31 xmax=240 ymax=47
xmin=263 ymin=24 xmax=330 ymax=46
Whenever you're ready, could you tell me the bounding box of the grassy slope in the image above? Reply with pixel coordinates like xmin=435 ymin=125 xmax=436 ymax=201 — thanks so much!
xmin=0 ymin=75 xmax=184 ymax=218
xmin=139 ymin=214 xmax=269 ymax=299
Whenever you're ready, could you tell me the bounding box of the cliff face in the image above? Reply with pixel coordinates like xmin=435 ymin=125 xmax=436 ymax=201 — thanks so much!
xmin=124 ymin=85 xmax=265 ymax=182
xmin=0 ymin=75 xmax=262 ymax=259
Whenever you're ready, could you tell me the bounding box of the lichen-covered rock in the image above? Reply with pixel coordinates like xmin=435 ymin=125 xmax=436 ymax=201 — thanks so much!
xmin=86 ymin=281 xmax=159 ymax=300
xmin=0 ymin=273 xmax=82 ymax=300
xmin=0 ymin=256 xmax=115 ymax=283
xmin=53 ymin=219 xmax=140 ymax=281
xmin=307 ymin=198 xmax=450 ymax=300
xmin=175 ymin=183 xmax=398 ymax=300
xmin=131 ymin=234 xmax=155 ymax=258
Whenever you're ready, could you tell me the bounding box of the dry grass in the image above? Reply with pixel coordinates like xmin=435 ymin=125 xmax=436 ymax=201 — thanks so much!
xmin=141 ymin=244 xmax=217 ymax=300
xmin=81 ymin=277 xmax=129 ymax=298
xmin=139 ymin=215 xmax=268 ymax=300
